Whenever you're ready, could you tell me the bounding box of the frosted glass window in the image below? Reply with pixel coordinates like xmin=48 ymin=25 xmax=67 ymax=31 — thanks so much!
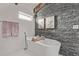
xmin=37 ymin=18 xmax=44 ymax=29
xmin=36 ymin=16 xmax=56 ymax=30
xmin=46 ymin=16 xmax=54 ymax=28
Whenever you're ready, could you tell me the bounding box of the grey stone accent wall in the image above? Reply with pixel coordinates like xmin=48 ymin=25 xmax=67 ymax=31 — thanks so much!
xmin=35 ymin=4 xmax=79 ymax=56
xmin=58 ymin=11 xmax=79 ymax=56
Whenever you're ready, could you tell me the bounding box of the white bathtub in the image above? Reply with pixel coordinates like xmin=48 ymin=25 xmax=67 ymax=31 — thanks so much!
xmin=8 ymin=37 xmax=61 ymax=56
xmin=25 ymin=37 xmax=61 ymax=56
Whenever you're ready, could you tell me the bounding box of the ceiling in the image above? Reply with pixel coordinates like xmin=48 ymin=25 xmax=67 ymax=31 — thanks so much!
xmin=0 ymin=3 xmax=38 ymax=16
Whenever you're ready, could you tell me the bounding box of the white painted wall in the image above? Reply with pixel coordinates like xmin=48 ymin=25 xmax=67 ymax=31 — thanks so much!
xmin=0 ymin=6 xmax=35 ymax=55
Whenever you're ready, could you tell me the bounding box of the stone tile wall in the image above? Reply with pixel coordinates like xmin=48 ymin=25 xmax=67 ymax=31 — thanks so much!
xmin=35 ymin=4 xmax=79 ymax=56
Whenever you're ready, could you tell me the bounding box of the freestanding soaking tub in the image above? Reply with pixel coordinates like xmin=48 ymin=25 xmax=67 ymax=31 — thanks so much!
xmin=25 ymin=37 xmax=61 ymax=56
xmin=6 ymin=37 xmax=61 ymax=56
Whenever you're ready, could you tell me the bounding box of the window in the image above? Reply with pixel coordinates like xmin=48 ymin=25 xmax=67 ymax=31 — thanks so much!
xmin=2 ymin=21 xmax=19 ymax=38
xmin=36 ymin=15 xmax=57 ymax=30
xmin=18 ymin=11 xmax=33 ymax=21
xmin=46 ymin=16 xmax=54 ymax=29
xmin=37 ymin=18 xmax=44 ymax=29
